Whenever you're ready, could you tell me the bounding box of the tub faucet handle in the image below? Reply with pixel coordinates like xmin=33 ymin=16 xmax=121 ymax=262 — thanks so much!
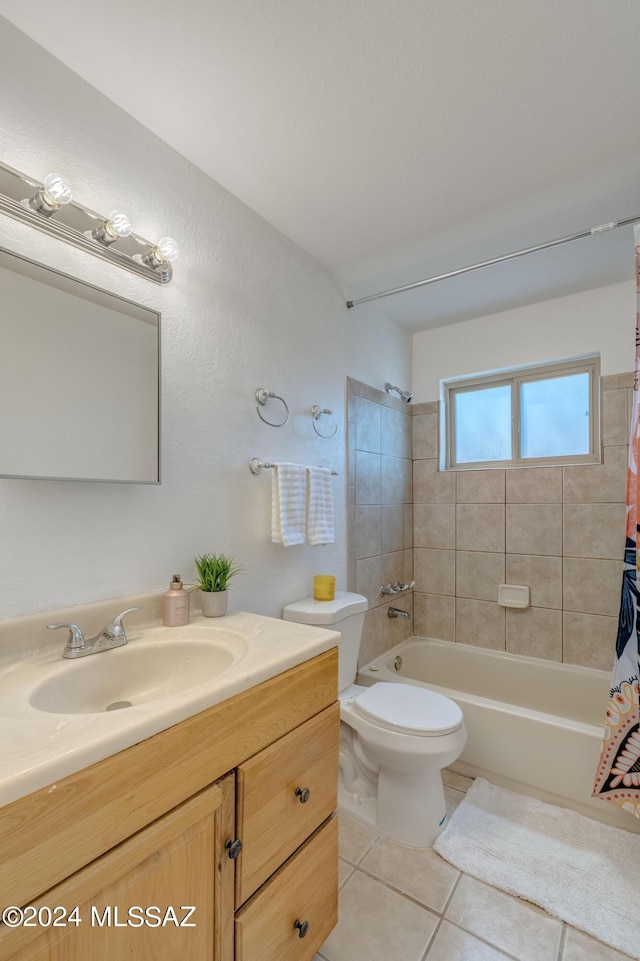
xmin=380 ymin=584 xmax=398 ymax=596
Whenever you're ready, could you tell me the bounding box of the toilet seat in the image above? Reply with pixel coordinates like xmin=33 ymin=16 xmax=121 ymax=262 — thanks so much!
xmin=353 ymin=682 xmax=463 ymax=737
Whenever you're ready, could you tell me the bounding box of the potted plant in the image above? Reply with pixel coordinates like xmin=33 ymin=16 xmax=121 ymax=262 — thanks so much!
xmin=192 ymin=553 xmax=244 ymax=617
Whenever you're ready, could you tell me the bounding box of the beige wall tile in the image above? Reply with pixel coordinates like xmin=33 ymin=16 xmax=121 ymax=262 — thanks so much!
xmin=506 ymin=504 xmax=562 ymax=556
xmin=412 ymin=413 xmax=438 ymax=460
xmin=381 ymin=454 xmax=406 ymax=504
xmin=505 ymin=554 xmax=562 ymax=609
xmin=383 ymin=551 xmax=406 ymax=588
xmin=601 ymin=371 xmax=634 ymax=391
xmin=381 ymin=405 xmax=411 ymax=458
xmin=347 ymin=485 xmax=356 ymax=554
xmin=355 ymin=450 xmax=381 ymax=505
xmin=563 ymin=611 xmax=619 ymax=670
xmin=456 ymin=551 xmax=504 ymax=602
xmin=414 ymin=592 xmax=455 ymax=640
xmin=347 ymin=422 xmax=356 ymax=480
xmin=414 ymin=504 xmax=456 ymax=549
xmin=404 ymin=504 xmax=413 ymax=549
xmin=505 ymin=467 xmax=562 ymax=503
xmin=414 ymin=549 xmax=455 ymax=595
xmin=358 ymin=605 xmax=387 ymax=668
xmin=602 ymin=388 xmax=630 ymax=447
xmin=354 ymin=395 xmax=381 ymax=452
xmin=411 ymin=400 xmax=439 ymax=415
xmin=356 ymin=554 xmax=384 ymax=609
xmin=381 ymin=505 xmax=404 ymax=553
xmin=403 ymin=548 xmax=414 ymax=585
xmin=506 ymin=607 xmax=562 ymax=661
xmin=563 ymin=557 xmax=623 ymax=616
xmin=403 ymin=458 xmax=413 ymax=504
xmin=347 ymin=549 xmax=356 ymax=593
xmin=384 ymin=595 xmax=413 ymax=647
xmin=456 ymin=598 xmax=505 ymax=649
xmin=563 ymin=503 xmax=626 ymax=559
xmin=413 ymin=458 xmax=455 ymax=504
xmin=456 ymin=504 xmax=505 ymax=553
xmin=563 ymin=445 xmax=627 ymax=503
xmin=456 ymin=469 xmax=505 ymax=503
xmin=355 ymin=505 xmax=382 ymax=559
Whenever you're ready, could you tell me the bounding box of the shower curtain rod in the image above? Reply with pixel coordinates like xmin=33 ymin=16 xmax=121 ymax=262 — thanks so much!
xmin=345 ymin=213 xmax=640 ymax=309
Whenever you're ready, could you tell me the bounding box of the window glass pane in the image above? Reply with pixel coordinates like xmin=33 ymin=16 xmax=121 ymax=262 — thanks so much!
xmin=454 ymin=385 xmax=512 ymax=463
xmin=520 ymin=372 xmax=590 ymax=459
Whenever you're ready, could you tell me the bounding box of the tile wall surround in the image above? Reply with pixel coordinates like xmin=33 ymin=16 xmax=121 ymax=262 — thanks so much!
xmin=347 ymin=373 xmax=633 ymax=672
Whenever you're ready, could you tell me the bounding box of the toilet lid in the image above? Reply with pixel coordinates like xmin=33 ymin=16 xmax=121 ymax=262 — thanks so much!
xmin=353 ymin=682 xmax=463 ymax=736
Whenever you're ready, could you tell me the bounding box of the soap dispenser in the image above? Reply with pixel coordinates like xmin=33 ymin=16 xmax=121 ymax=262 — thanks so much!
xmin=163 ymin=574 xmax=189 ymax=627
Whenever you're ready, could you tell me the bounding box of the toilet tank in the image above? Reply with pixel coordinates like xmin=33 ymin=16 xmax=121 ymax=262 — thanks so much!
xmin=283 ymin=591 xmax=368 ymax=692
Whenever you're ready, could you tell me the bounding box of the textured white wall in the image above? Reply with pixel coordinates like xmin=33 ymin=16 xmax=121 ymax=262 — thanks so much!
xmin=0 ymin=21 xmax=411 ymax=620
xmin=412 ymin=280 xmax=636 ymax=401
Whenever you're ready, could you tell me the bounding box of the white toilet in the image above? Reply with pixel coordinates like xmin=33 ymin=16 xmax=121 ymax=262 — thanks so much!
xmin=283 ymin=591 xmax=467 ymax=847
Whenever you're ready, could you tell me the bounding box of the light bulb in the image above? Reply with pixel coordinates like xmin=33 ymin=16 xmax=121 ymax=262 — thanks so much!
xmin=156 ymin=237 xmax=180 ymax=262
xmin=105 ymin=209 xmax=133 ymax=238
xmin=42 ymin=173 xmax=73 ymax=207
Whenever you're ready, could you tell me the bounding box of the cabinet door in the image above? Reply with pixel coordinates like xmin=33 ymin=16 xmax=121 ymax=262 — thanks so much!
xmin=236 ymin=703 xmax=339 ymax=905
xmin=1 ymin=777 xmax=235 ymax=961
xmin=235 ymin=816 xmax=338 ymax=961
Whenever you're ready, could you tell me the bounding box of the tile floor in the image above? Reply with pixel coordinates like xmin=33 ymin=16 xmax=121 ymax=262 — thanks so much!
xmin=314 ymin=771 xmax=634 ymax=961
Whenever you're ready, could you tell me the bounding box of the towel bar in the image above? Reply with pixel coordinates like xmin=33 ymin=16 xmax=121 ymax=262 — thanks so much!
xmin=249 ymin=459 xmax=338 ymax=476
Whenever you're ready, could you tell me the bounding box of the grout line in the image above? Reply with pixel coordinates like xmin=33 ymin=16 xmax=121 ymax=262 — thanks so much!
xmin=349 ymin=862 xmax=443 ymax=919
xmin=442 ymin=919 xmax=523 ymax=961
xmin=556 ymin=923 xmax=567 ymax=961
xmin=420 ymin=915 xmax=444 ymax=961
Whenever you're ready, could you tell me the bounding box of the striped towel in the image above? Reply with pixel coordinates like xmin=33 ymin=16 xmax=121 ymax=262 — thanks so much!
xmin=271 ymin=463 xmax=306 ymax=546
xmin=306 ymin=466 xmax=335 ymax=545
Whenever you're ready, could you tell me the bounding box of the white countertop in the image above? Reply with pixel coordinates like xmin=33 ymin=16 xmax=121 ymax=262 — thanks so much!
xmin=0 ymin=612 xmax=339 ymax=808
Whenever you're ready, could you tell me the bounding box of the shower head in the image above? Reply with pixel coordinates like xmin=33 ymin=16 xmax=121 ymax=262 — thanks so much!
xmin=385 ymin=383 xmax=413 ymax=404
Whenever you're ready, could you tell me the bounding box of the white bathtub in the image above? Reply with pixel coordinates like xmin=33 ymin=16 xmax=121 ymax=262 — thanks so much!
xmin=359 ymin=636 xmax=640 ymax=833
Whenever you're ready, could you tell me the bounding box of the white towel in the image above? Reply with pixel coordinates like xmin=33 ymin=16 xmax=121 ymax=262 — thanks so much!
xmin=271 ymin=463 xmax=306 ymax=546
xmin=306 ymin=466 xmax=335 ymax=545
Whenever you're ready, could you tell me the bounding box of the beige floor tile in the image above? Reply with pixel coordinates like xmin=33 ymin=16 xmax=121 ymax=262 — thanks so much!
xmin=445 ymin=875 xmax=562 ymax=961
xmin=320 ymin=870 xmax=439 ymax=961
xmin=444 ymin=785 xmax=466 ymax=817
xmin=562 ymin=927 xmax=636 ymax=961
xmin=339 ymin=857 xmax=354 ymax=889
xmin=360 ymin=836 xmax=460 ymax=912
xmin=426 ymin=920 xmax=513 ymax=960
xmin=442 ymin=768 xmax=474 ymax=793
xmin=338 ymin=813 xmax=378 ymax=864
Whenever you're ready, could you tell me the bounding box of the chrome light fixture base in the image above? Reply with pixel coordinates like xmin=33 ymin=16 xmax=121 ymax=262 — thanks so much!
xmin=0 ymin=161 xmax=175 ymax=284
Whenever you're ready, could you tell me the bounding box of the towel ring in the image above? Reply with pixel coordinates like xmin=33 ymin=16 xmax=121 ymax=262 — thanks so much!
xmin=255 ymin=388 xmax=290 ymax=427
xmin=311 ymin=405 xmax=338 ymax=438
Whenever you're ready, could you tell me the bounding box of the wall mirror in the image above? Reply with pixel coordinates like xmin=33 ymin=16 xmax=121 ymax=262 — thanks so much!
xmin=0 ymin=247 xmax=160 ymax=483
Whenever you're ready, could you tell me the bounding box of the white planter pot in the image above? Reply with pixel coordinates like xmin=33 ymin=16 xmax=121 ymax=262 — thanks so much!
xmin=200 ymin=590 xmax=228 ymax=617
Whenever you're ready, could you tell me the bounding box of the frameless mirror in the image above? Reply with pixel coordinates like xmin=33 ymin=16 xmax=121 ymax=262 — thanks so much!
xmin=0 ymin=247 xmax=160 ymax=483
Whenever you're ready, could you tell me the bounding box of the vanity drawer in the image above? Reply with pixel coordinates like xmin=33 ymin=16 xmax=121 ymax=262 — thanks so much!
xmin=235 ymin=702 xmax=339 ymax=905
xmin=234 ymin=815 xmax=338 ymax=961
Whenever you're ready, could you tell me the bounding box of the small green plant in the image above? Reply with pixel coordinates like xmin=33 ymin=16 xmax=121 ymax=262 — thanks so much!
xmin=193 ymin=553 xmax=244 ymax=593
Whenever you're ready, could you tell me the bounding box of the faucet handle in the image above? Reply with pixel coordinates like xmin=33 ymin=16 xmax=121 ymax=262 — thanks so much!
xmin=106 ymin=606 xmax=142 ymax=637
xmin=47 ymin=622 xmax=86 ymax=652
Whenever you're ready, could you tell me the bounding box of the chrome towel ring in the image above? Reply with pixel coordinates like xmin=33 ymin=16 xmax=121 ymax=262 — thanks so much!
xmin=311 ymin=405 xmax=338 ymax=438
xmin=255 ymin=388 xmax=290 ymax=427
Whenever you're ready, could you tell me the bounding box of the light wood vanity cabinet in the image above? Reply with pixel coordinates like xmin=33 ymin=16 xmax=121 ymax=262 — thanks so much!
xmin=0 ymin=648 xmax=339 ymax=961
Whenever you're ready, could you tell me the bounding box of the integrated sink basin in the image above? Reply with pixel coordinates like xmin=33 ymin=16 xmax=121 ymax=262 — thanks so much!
xmin=29 ymin=636 xmax=245 ymax=714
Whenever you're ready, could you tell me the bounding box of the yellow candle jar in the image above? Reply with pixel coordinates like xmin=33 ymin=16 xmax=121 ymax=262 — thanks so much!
xmin=314 ymin=575 xmax=336 ymax=601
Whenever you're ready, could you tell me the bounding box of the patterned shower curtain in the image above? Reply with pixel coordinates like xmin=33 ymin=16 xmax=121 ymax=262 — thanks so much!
xmin=592 ymin=225 xmax=640 ymax=818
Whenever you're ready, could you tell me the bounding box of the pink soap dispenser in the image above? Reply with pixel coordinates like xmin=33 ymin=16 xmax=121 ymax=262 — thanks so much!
xmin=163 ymin=574 xmax=189 ymax=627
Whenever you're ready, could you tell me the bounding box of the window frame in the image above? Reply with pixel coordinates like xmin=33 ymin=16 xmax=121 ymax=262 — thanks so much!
xmin=441 ymin=355 xmax=601 ymax=471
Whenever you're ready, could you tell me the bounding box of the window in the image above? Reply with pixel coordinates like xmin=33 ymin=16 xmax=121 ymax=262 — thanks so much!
xmin=442 ymin=355 xmax=601 ymax=470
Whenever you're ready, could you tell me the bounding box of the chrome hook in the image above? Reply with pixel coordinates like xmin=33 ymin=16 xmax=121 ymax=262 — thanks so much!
xmin=255 ymin=388 xmax=290 ymax=427
xmin=311 ymin=404 xmax=338 ymax=438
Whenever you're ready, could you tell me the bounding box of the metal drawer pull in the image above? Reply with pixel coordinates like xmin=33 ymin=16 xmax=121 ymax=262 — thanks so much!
xmin=294 ymin=919 xmax=309 ymax=939
xmin=225 ymin=838 xmax=243 ymax=859
xmin=295 ymin=786 xmax=311 ymax=803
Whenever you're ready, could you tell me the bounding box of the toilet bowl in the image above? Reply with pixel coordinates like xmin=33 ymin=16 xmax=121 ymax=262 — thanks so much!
xmin=283 ymin=592 xmax=467 ymax=847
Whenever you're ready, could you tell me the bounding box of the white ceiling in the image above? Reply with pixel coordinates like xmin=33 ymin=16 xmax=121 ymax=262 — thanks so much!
xmin=1 ymin=0 xmax=639 ymax=331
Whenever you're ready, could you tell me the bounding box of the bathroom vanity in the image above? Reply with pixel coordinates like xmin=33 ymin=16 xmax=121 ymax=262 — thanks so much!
xmin=0 ymin=609 xmax=340 ymax=961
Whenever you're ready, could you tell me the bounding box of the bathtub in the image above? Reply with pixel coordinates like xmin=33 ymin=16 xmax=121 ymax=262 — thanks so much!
xmin=359 ymin=636 xmax=640 ymax=833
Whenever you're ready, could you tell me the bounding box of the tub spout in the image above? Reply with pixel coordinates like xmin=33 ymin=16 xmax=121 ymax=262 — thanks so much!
xmin=388 ymin=607 xmax=410 ymax=619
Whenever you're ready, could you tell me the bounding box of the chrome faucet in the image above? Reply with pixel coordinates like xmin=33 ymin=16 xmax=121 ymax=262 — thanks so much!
xmin=47 ymin=607 xmax=141 ymax=659
xmin=388 ymin=607 xmax=410 ymax=620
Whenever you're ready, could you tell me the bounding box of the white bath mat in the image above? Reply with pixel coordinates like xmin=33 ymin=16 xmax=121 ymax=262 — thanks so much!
xmin=434 ymin=778 xmax=640 ymax=959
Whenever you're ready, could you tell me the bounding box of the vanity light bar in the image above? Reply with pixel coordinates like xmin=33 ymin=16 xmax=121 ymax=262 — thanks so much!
xmin=0 ymin=160 xmax=178 ymax=284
